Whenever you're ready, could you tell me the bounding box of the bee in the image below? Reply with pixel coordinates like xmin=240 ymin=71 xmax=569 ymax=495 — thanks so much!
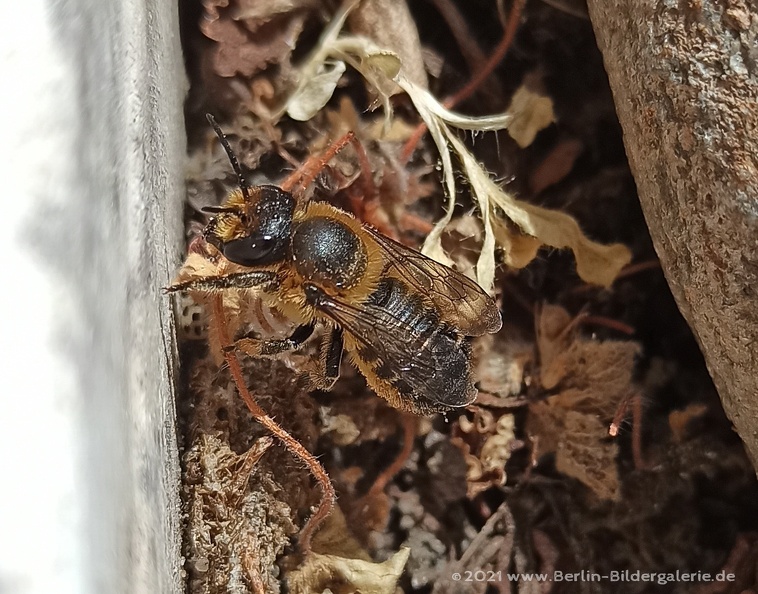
xmin=168 ymin=116 xmax=502 ymax=414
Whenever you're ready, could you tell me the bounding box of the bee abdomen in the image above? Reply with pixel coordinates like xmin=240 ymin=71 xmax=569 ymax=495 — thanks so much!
xmin=364 ymin=278 xmax=475 ymax=412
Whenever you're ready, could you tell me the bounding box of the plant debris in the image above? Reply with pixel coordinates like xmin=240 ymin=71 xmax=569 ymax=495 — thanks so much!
xmin=173 ymin=0 xmax=758 ymax=591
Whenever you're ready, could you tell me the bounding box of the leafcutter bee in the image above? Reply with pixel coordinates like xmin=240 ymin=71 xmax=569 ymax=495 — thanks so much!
xmin=169 ymin=116 xmax=502 ymax=414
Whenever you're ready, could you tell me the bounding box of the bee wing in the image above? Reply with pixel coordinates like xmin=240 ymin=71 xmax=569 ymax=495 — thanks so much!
xmin=311 ymin=290 xmax=475 ymax=413
xmin=365 ymin=227 xmax=502 ymax=336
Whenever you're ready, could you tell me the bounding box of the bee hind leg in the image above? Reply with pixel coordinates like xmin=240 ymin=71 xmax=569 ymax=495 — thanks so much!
xmin=232 ymin=323 xmax=315 ymax=358
xmin=307 ymin=328 xmax=343 ymax=390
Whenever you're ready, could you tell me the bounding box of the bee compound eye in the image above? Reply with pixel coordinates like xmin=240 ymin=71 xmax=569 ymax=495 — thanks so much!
xmin=222 ymin=235 xmax=276 ymax=267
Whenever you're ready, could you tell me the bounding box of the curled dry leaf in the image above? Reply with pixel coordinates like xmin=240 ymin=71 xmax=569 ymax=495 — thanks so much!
xmin=447 ymin=132 xmax=632 ymax=290
xmin=288 ymin=543 xmax=410 ymax=594
xmin=287 ymin=60 xmax=347 ymax=121
xmin=491 ymin=219 xmax=543 ymax=270
xmin=452 ymin=410 xmax=517 ymax=498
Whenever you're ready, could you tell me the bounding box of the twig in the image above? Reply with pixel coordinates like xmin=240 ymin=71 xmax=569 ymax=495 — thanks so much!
xmin=401 ymin=0 xmax=527 ymax=163
xmin=430 ymin=0 xmax=490 ymax=76
xmin=366 ymin=415 xmax=417 ymax=498
xmin=211 ymin=296 xmax=335 ymax=552
xmin=609 ymin=392 xmax=646 ymax=469
xmin=579 ymin=315 xmax=636 ymax=336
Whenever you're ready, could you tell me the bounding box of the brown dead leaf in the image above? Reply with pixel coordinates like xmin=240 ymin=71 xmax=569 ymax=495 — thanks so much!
xmin=492 ymin=220 xmax=543 ymax=269
xmin=453 ymin=410 xmax=517 ymax=498
xmin=528 ymin=304 xmax=640 ymax=500
xmin=669 ymin=404 xmax=708 ymax=443
xmin=201 ymin=0 xmax=309 ymax=77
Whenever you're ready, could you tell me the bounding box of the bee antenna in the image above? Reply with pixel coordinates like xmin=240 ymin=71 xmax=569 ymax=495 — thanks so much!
xmin=206 ymin=113 xmax=251 ymax=201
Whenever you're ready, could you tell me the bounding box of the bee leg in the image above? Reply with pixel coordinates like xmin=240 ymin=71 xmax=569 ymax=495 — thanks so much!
xmin=232 ymin=323 xmax=315 ymax=358
xmin=309 ymin=328 xmax=343 ymax=390
xmin=165 ymin=270 xmax=279 ymax=294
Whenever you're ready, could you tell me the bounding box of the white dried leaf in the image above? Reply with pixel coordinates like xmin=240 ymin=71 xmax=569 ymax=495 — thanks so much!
xmin=286 ymin=60 xmax=346 ymax=121
xmin=288 ymin=547 xmax=410 ymax=594
xmin=448 ymin=133 xmax=632 ymax=290
xmin=506 ymin=84 xmax=556 ymax=148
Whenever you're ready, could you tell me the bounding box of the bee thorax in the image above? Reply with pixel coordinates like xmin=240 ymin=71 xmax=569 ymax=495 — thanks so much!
xmin=291 ymin=217 xmax=368 ymax=291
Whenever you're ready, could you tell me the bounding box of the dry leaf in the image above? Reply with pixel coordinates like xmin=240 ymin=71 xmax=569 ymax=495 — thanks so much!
xmin=669 ymin=404 xmax=708 ymax=443
xmin=447 ymin=132 xmax=632 ymax=289
xmin=491 ymin=220 xmax=543 ymax=269
xmin=275 ymin=5 xmax=632 ymax=291
xmin=528 ymin=305 xmax=640 ymax=500
xmin=505 ymin=84 xmax=556 ymax=148
xmin=347 ymin=0 xmax=428 ymax=89
xmin=453 ymin=410 xmax=517 ymax=498
xmin=201 ymin=0 xmax=307 ymax=77
xmin=287 ymin=60 xmax=347 ymax=120
xmin=555 ymin=410 xmax=620 ymax=501
xmin=288 ymin=547 xmax=410 ymax=594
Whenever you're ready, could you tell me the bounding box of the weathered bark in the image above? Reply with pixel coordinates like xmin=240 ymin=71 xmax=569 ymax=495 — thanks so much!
xmin=586 ymin=1 xmax=758 ymax=468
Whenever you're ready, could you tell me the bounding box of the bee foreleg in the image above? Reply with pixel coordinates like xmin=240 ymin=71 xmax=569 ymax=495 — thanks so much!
xmin=232 ymin=323 xmax=315 ymax=358
xmin=307 ymin=328 xmax=343 ymax=390
xmin=165 ymin=270 xmax=279 ymax=294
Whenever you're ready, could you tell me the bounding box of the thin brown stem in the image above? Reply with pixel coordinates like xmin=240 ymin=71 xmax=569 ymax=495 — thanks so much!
xmin=400 ymin=0 xmax=527 ymax=163
xmin=580 ymin=315 xmax=636 ymax=336
xmin=609 ymin=392 xmax=646 ymax=469
xmin=211 ymin=296 xmax=335 ymax=552
xmin=366 ymin=415 xmax=417 ymax=498
xmin=430 ymin=0 xmax=489 ymax=76
xmin=609 ymin=392 xmax=632 ymax=437
xmin=445 ymin=0 xmax=526 ymax=109
xmin=281 ymin=131 xmax=376 ymax=204
xmin=631 ymin=393 xmax=646 ymax=470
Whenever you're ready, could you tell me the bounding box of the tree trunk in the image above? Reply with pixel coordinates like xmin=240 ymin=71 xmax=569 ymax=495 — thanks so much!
xmin=586 ymin=0 xmax=758 ymax=468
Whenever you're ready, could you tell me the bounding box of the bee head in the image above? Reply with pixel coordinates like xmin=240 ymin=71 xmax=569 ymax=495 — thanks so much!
xmin=202 ymin=114 xmax=294 ymax=267
xmin=202 ymin=185 xmax=294 ymax=267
